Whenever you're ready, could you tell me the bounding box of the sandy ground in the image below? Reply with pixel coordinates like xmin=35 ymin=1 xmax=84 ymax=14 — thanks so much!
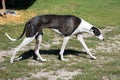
xmin=0 ymin=13 xmax=24 ymax=25
xmin=0 ymin=10 xmax=36 ymax=25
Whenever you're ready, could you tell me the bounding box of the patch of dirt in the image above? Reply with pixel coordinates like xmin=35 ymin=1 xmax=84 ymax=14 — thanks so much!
xmin=52 ymin=36 xmax=62 ymax=45
xmin=95 ymin=34 xmax=120 ymax=53
xmin=0 ymin=49 xmax=13 ymax=62
xmin=28 ymin=60 xmax=44 ymax=66
xmin=41 ymin=43 xmax=51 ymax=49
xmin=0 ymin=13 xmax=24 ymax=25
xmin=102 ymin=26 xmax=115 ymax=34
xmin=39 ymin=36 xmax=62 ymax=49
xmin=31 ymin=69 xmax=82 ymax=80
xmin=12 ymin=77 xmax=29 ymax=80
xmin=0 ymin=10 xmax=36 ymax=25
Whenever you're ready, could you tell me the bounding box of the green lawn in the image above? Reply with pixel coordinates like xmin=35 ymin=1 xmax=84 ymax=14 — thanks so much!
xmin=0 ymin=0 xmax=120 ymax=80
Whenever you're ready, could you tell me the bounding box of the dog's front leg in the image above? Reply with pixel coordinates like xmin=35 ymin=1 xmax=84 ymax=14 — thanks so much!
xmin=59 ymin=36 xmax=70 ymax=61
xmin=77 ymin=34 xmax=97 ymax=59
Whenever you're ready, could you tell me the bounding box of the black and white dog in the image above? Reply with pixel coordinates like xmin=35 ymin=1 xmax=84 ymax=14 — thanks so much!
xmin=5 ymin=14 xmax=104 ymax=63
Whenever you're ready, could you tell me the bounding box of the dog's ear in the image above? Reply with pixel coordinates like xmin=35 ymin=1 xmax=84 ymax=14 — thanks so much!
xmin=90 ymin=27 xmax=101 ymax=36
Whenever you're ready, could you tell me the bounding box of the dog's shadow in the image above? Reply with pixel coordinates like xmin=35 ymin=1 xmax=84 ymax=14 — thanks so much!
xmin=14 ymin=49 xmax=87 ymax=62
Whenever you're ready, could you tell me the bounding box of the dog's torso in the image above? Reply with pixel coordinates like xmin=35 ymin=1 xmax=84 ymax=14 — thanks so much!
xmin=26 ymin=14 xmax=82 ymax=37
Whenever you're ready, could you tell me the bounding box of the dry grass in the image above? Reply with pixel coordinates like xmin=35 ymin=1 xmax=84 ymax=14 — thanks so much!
xmin=0 ymin=10 xmax=36 ymax=25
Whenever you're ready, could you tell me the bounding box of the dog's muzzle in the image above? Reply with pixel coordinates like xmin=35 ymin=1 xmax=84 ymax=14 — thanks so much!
xmin=97 ymin=35 xmax=104 ymax=41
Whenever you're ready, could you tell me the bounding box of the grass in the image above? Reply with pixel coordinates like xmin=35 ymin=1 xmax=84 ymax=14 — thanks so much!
xmin=29 ymin=0 xmax=120 ymax=27
xmin=0 ymin=0 xmax=120 ymax=80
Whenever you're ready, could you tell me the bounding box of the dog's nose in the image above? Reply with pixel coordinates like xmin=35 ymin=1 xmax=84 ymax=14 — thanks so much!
xmin=98 ymin=35 xmax=104 ymax=41
xmin=102 ymin=39 xmax=104 ymax=41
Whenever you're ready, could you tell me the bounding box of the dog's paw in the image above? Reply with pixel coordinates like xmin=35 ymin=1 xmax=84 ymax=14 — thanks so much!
xmin=58 ymin=54 xmax=69 ymax=62
xmin=37 ymin=58 xmax=47 ymax=62
xmin=10 ymin=60 xmax=14 ymax=64
xmin=91 ymin=56 xmax=97 ymax=60
xmin=41 ymin=59 xmax=47 ymax=62
xmin=61 ymin=58 xmax=69 ymax=62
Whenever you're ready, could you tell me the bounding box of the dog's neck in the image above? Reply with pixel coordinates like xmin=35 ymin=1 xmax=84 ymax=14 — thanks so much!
xmin=72 ymin=19 xmax=93 ymax=35
xmin=79 ymin=19 xmax=93 ymax=32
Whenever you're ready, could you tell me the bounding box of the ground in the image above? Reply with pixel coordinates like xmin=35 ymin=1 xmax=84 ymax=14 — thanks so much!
xmin=0 ymin=10 xmax=36 ymax=25
xmin=0 ymin=26 xmax=120 ymax=80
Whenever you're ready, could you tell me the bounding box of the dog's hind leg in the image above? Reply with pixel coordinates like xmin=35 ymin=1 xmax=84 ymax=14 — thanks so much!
xmin=10 ymin=37 xmax=35 ymax=63
xmin=77 ymin=34 xmax=97 ymax=59
xmin=34 ymin=35 xmax=47 ymax=62
xmin=59 ymin=36 xmax=70 ymax=61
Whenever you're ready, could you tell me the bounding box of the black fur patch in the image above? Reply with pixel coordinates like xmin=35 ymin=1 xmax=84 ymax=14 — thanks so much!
xmin=91 ymin=27 xmax=101 ymax=36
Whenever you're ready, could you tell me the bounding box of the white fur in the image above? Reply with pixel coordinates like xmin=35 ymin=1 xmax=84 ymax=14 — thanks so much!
xmin=10 ymin=37 xmax=35 ymax=63
xmin=34 ymin=35 xmax=47 ymax=61
xmin=77 ymin=34 xmax=96 ymax=59
xmin=72 ymin=19 xmax=93 ymax=35
xmin=5 ymin=32 xmax=17 ymax=41
xmin=59 ymin=36 xmax=70 ymax=61
xmin=51 ymin=29 xmax=62 ymax=34
xmin=97 ymin=34 xmax=104 ymax=40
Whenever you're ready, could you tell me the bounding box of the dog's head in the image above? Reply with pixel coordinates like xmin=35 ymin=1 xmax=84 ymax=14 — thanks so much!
xmin=80 ymin=19 xmax=104 ymax=41
xmin=90 ymin=26 xmax=104 ymax=41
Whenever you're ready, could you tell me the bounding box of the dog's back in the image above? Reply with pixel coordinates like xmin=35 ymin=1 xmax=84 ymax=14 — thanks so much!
xmin=27 ymin=14 xmax=81 ymax=36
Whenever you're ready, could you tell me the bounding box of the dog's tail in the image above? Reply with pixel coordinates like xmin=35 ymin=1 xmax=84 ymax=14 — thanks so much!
xmin=5 ymin=23 xmax=27 ymax=42
xmin=5 ymin=32 xmax=17 ymax=41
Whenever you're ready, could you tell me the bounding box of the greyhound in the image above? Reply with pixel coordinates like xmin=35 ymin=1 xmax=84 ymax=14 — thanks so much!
xmin=5 ymin=14 xmax=104 ymax=63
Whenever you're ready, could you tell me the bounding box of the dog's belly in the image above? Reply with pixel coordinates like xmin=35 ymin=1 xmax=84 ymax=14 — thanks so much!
xmin=51 ymin=29 xmax=62 ymax=35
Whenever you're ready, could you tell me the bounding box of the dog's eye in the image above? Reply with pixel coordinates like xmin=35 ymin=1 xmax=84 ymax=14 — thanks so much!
xmin=91 ymin=27 xmax=101 ymax=36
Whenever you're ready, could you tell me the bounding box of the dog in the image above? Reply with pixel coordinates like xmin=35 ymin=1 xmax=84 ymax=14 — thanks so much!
xmin=5 ymin=14 xmax=104 ymax=63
